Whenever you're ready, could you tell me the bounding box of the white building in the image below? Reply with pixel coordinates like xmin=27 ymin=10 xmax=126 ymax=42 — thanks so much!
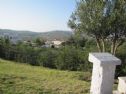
xmin=44 ymin=40 xmax=64 ymax=48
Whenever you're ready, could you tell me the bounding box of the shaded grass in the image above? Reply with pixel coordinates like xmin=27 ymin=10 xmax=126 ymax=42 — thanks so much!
xmin=0 ymin=59 xmax=90 ymax=94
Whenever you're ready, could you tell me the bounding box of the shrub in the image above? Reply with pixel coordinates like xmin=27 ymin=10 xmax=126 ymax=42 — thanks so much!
xmin=37 ymin=49 xmax=58 ymax=68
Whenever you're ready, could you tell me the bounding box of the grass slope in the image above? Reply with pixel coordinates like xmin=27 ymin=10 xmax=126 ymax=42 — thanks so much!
xmin=0 ymin=59 xmax=90 ymax=94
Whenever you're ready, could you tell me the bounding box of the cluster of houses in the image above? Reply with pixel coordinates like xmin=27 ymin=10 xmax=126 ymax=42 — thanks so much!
xmin=0 ymin=33 xmax=64 ymax=48
xmin=43 ymin=40 xmax=64 ymax=48
xmin=24 ymin=39 xmax=63 ymax=48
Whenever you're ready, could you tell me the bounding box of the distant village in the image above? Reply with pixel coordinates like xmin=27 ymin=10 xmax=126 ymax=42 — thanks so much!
xmin=23 ymin=39 xmax=64 ymax=48
xmin=0 ymin=32 xmax=64 ymax=48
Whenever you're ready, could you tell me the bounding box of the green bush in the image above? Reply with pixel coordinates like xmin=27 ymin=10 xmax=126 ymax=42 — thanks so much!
xmin=37 ymin=49 xmax=58 ymax=68
xmin=55 ymin=46 xmax=92 ymax=71
xmin=0 ymin=36 xmax=125 ymax=76
xmin=116 ymin=42 xmax=126 ymax=77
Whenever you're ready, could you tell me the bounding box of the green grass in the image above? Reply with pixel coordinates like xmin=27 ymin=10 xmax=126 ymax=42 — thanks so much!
xmin=0 ymin=59 xmax=91 ymax=94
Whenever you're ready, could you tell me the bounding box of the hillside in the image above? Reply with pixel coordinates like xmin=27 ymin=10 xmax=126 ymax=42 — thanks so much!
xmin=0 ymin=59 xmax=90 ymax=94
xmin=0 ymin=29 xmax=72 ymax=41
xmin=37 ymin=30 xmax=73 ymax=40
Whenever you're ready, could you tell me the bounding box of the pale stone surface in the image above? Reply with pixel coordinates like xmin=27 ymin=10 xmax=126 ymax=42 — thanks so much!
xmin=89 ymin=53 xmax=121 ymax=65
xmin=89 ymin=53 xmax=121 ymax=94
xmin=118 ymin=77 xmax=126 ymax=94
xmin=113 ymin=91 xmax=120 ymax=94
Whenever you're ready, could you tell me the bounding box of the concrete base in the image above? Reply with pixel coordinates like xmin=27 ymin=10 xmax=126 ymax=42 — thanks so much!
xmin=89 ymin=53 xmax=121 ymax=94
xmin=118 ymin=77 xmax=126 ymax=93
xmin=113 ymin=91 xmax=119 ymax=94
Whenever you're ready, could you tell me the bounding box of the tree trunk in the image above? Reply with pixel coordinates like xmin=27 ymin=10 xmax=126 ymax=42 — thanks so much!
xmin=113 ymin=44 xmax=117 ymax=55
xmin=95 ymin=37 xmax=102 ymax=52
xmin=113 ymin=40 xmax=124 ymax=55
xmin=111 ymin=39 xmax=116 ymax=55
xmin=101 ymin=38 xmax=106 ymax=52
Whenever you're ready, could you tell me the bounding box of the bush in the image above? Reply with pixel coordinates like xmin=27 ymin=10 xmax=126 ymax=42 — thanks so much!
xmin=116 ymin=42 xmax=126 ymax=77
xmin=55 ymin=46 xmax=92 ymax=71
xmin=37 ymin=49 xmax=58 ymax=68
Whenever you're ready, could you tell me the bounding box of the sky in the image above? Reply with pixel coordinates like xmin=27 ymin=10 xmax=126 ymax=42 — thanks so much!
xmin=0 ymin=0 xmax=76 ymax=32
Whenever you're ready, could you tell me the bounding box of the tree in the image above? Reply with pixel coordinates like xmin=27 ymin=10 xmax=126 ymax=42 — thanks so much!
xmin=68 ymin=0 xmax=126 ymax=55
xmin=37 ymin=49 xmax=57 ymax=68
xmin=107 ymin=0 xmax=126 ymax=55
xmin=62 ymin=35 xmax=87 ymax=48
xmin=35 ymin=38 xmax=45 ymax=46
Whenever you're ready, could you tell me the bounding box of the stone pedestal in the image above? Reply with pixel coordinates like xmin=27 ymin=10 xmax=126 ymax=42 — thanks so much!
xmin=89 ymin=53 xmax=121 ymax=94
xmin=118 ymin=77 xmax=126 ymax=94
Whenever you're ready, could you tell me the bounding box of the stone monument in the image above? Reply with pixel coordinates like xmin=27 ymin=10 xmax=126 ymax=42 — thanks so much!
xmin=89 ymin=53 xmax=121 ymax=94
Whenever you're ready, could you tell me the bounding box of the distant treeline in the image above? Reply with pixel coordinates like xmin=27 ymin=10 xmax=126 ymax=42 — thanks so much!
xmin=0 ymin=36 xmax=126 ymax=77
xmin=0 ymin=37 xmax=93 ymax=71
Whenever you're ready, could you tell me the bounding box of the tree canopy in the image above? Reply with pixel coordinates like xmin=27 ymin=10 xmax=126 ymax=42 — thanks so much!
xmin=68 ymin=0 xmax=126 ymax=55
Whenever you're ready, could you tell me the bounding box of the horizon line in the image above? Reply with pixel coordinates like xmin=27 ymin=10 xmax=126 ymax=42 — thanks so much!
xmin=0 ymin=28 xmax=72 ymax=33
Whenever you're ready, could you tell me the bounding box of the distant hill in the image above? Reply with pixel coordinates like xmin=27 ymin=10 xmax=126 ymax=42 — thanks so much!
xmin=38 ymin=30 xmax=73 ymax=40
xmin=0 ymin=29 xmax=73 ymax=41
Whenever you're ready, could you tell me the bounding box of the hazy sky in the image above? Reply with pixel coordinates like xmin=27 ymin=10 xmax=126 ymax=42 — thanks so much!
xmin=0 ymin=0 xmax=76 ymax=32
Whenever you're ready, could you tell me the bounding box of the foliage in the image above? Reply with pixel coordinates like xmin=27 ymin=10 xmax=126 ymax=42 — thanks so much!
xmin=68 ymin=0 xmax=126 ymax=55
xmin=0 ymin=36 xmax=94 ymax=72
xmin=116 ymin=42 xmax=126 ymax=77
xmin=0 ymin=34 xmax=126 ymax=77
xmin=56 ymin=46 xmax=83 ymax=71
xmin=34 ymin=38 xmax=45 ymax=46
xmin=37 ymin=49 xmax=58 ymax=68
xmin=62 ymin=35 xmax=87 ymax=48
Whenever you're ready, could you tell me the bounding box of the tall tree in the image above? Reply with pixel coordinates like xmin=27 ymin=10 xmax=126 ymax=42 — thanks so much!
xmin=107 ymin=0 xmax=126 ymax=55
xmin=68 ymin=0 xmax=126 ymax=55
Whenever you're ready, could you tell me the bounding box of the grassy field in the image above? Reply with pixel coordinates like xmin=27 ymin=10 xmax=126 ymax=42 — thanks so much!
xmin=0 ymin=59 xmax=91 ymax=94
